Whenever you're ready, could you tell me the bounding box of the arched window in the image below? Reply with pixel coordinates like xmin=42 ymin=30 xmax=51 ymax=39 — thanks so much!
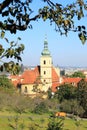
xmin=44 ymin=60 xmax=46 ymax=64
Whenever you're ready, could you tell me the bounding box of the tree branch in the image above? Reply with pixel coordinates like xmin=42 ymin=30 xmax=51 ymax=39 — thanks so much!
xmin=0 ymin=0 xmax=13 ymax=13
xmin=29 ymin=14 xmax=41 ymax=21
xmin=0 ymin=21 xmax=27 ymax=32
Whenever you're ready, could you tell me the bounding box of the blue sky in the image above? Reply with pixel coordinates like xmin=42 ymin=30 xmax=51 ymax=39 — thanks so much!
xmin=1 ymin=0 xmax=87 ymax=67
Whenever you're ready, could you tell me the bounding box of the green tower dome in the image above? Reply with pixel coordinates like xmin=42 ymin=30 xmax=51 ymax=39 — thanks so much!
xmin=41 ymin=38 xmax=51 ymax=56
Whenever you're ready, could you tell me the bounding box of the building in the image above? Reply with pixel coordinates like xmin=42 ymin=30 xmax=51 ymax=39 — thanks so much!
xmin=60 ymin=77 xmax=81 ymax=86
xmin=9 ymin=38 xmax=60 ymax=97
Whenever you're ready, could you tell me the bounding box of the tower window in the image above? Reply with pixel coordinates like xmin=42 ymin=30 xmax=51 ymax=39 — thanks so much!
xmin=44 ymin=71 xmax=46 ymax=75
xmin=43 ymin=60 xmax=46 ymax=64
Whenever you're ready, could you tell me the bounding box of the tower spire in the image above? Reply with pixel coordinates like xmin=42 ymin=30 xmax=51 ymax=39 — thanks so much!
xmin=45 ymin=34 xmax=47 ymax=41
xmin=41 ymin=36 xmax=51 ymax=56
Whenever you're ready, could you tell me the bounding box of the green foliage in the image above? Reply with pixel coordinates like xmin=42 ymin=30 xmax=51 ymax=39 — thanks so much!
xmin=47 ymin=117 xmax=64 ymax=130
xmin=0 ymin=0 xmax=33 ymax=33
xmin=0 ymin=110 xmax=87 ymax=130
xmin=47 ymin=88 xmax=52 ymax=99
xmin=0 ymin=0 xmax=87 ymax=44
xmin=77 ymin=79 xmax=87 ymax=116
xmin=0 ymin=75 xmax=14 ymax=90
xmin=60 ymin=99 xmax=84 ymax=116
xmin=54 ymin=79 xmax=87 ymax=117
xmin=0 ymin=91 xmax=87 ymax=129
xmin=0 ymin=31 xmax=24 ymax=74
xmin=32 ymin=102 xmax=48 ymax=114
xmin=28 ymin=123 xmax=38 ymax=130
xmin=75 ymin=120 xmax=81 ymax=130
xmin=55 ymin=84 xmax=76 ymax=102
xmin=8 ymin=115 xmax=26 ymax=130
xmin=70 ymin=71 xmax=85 ymax=78
xmin=40 ymin=0 xmax=87 ymax=44
xmin=8 ymin=115 xmax=19 ymax=130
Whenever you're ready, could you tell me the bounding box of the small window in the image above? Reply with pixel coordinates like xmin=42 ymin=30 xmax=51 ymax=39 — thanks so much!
xmin=44 ymin=60 xmax=46 ymax=64
xmin=44 ymin=71 xmax=46 ymax=75
xmin=44 ymin=79 xmax=46 ymax=82
xmin=24 ymin=86 xmax=27 ymax=93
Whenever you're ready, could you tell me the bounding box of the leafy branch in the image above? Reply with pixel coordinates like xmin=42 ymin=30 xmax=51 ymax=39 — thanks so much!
xmin=0 ymin=30 xmax=24 ymax=74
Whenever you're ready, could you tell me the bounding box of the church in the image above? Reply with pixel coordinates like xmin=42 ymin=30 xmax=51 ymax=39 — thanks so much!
xmin=9 ymin=38 xmax=60 ymax=97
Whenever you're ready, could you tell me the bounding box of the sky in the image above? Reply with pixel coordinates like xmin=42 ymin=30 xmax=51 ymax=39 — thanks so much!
xmin=1 ymin=0 xmax=87 ymax=67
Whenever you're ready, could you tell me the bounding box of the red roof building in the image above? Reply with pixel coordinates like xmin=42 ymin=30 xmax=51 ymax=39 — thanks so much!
xmin=9 ymin=65 xmax=60 ymax=93
xmin=62 ymin=77 xmax=82 ymax=86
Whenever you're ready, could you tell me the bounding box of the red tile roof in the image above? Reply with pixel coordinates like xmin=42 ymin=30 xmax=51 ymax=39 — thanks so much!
xmin=62 ymin=77 xmax=81 ymax=84
xmin=21 ymin=66 xmax=41 ymax=84
xmin=52 ymin=67 xmax=60 ymax=92
xmin=51 ymin=77 xmax=83 ymax=92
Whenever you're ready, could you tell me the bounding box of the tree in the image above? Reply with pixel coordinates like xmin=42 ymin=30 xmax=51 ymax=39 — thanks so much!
xmin=0 ymin=75 xmax=14 ymax=91
xmin=47 ymin=88 xmax=52 ymax=99
xmin=77 ymin=79 xmax=87 ymax=116
xmin=55 ymin=83 xmax=77 ymax=102
xmin=70 ymin=71 xmax=86 ymax=78
xmin=0 ymin=34 xmax=24 ymax=74
xmin=0 ymin=0 xmax=87 ymax=73
xmin=32 ymin=101 xmax=48 ymax=114
xmin=60 ymin=99 xmax=84 ymax=117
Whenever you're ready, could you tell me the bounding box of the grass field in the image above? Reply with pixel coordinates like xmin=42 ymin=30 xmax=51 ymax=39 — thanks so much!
xmin=0 ymin=111 xmax=87 ymax=130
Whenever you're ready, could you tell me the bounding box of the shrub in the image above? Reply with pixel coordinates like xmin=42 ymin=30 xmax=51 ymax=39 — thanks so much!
xmin=60 ymin=99 xmax=84 ymax=117
xmin=32 ymin=102 xmax=48 ymax=114
xmin=47 ymin=116 xmax=64 ymax=130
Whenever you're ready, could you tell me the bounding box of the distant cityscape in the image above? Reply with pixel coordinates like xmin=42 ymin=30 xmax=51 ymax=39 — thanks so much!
xmin=22 ymin=64 xmax=87 ymax=76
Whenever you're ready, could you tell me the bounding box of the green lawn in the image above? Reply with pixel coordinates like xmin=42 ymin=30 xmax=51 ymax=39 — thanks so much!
xmin=0 ymin=111 xmax=87 ymax=130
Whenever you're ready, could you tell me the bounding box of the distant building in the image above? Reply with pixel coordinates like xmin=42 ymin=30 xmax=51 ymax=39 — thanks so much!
xmin=60 ymin=77 xmax=81 ymax=87
xmin=82 ymin=70 xmax=87 ymax=78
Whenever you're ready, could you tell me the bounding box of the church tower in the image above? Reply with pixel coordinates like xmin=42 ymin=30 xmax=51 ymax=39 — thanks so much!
xmin=40 ymin=37 xmax=52 ymax=91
